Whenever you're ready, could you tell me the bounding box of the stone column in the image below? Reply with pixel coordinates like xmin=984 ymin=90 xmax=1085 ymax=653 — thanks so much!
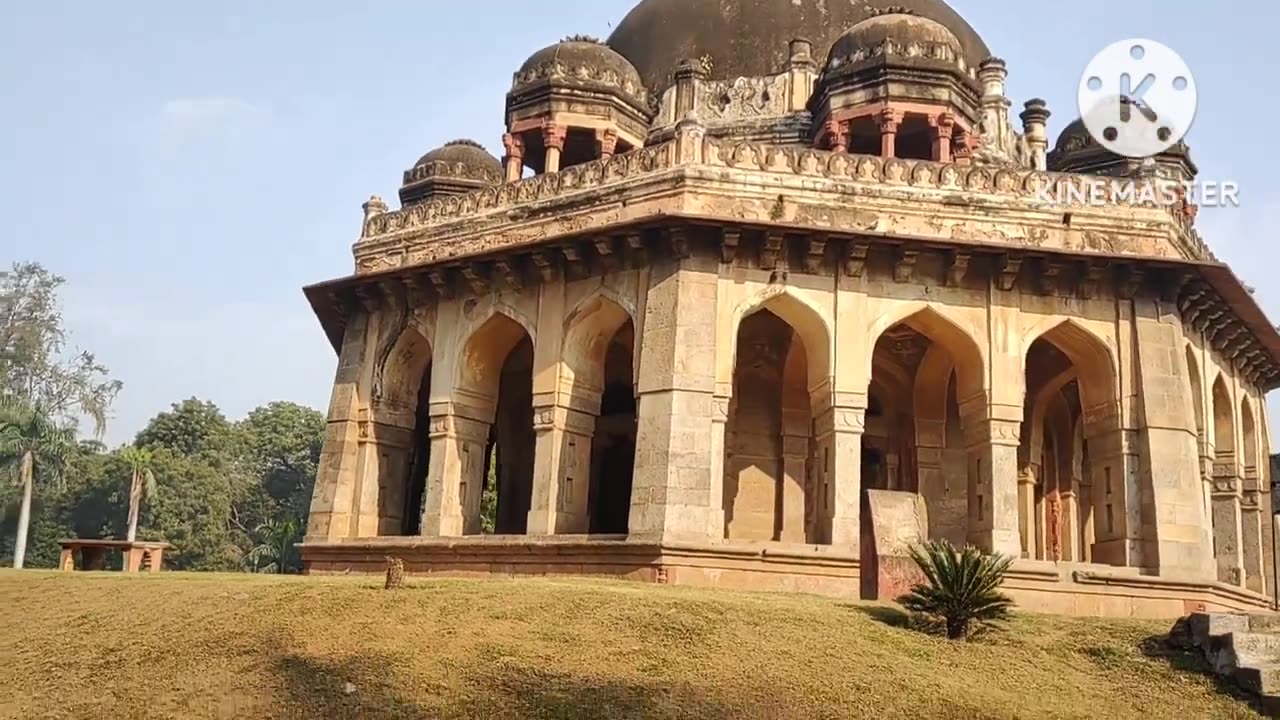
xmin=673 ymin=59 xmax=708 ymax=120
xmin=308 ymin=312 xmax=370 ymax=540
xmin=964 ymin=416 xmax=1022 ymax=557
xmin=929 ymin=113 xmax=955 ymax=163
xmin=824 ymin=119 xmax=849 ymax=153
xmin=1242 ymin=467 xmax=1266 ymax=593
xmin=542 ymin=123 xmax=567 ymax=174
xmin=977 ymin=57 xmax=1012 ymax=158
xmin=814 ymin=400 xmax=865 ymax=548
xmin=420 ymin=408 xmax=490 ymax=537
xmin=629 ymin=254 xmax=719 ymax=543
xmin=1085 ymin=424 xmax=1137 ymax=567
xmin=877 ymin=108 xmax=901 ymax=159
xmin=595 ymin=128 xmax=619 ymax=161
xmin=1211 ymin=461 xmax=1246 ymax=586
xmin=1017 ymin=466 xmax=1037 ymax=559
xmin=1078 ymin=477 xmax=1095 ymax=563
xmin=780 ymin=407 xmax=810 ymax=543
xmin=361 ymin=401 xmax=417 ymax=537
xmin=1131 ymin=299 xmax=1215 ymax=578
xmin=527 ymin=401 xmax=597 ymax=535
xmin=1060 ymin=486 xmax=1079 ymax=562
xmin=502 ymin=133 xmax=525 ymax=183
xmin=708 ymin=394 xmax=730 ymax=540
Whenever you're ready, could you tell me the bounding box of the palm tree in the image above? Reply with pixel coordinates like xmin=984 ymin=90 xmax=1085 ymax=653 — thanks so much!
xmin=0 ymin=396 xmax=76 ymax=569
xmin=119 ymin=447 xmax=158 ymax=543
xmin=898 ymin=540 xmax=1015 ymax=640
xmin=244 ymin=518 xmax=301 ymax=574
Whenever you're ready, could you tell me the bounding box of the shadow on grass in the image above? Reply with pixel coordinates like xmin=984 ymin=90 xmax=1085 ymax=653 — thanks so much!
xmin=271 ymin=651 xmax=432 ymax=720
xmin=461 ymin=666 xmax=746 ymax=720
xmin=1138 ymin=634 xmax=1264 ymax=715
xmin=843 ymin=604 xmax=912 ymax=629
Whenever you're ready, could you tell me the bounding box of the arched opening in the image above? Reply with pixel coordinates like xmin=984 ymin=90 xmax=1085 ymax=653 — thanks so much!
xmin=561 ymin=294 xmax=638 ymax=536
xmin=587 ymin=321 xmax=637 ymax=534
xmin=849 ymin=116 xmax=880 ymax=155
xmin=1209 ymin=375 xmax=1244 ymax=585
xmin=1020 ymin=322 xmax=1122 ymax=566
xmin=723 ymin=294 xmax=831 ymax=545
xmin=403 ymin=361 xmax=433 ymax=535
xmin=370 ymin=323 xmax=433 ymax=537
xmin=1242 ymin=398 xmax=1265 ymax=593
xmin=457 ymin=312 xmax=535 ymax=536
xmin=1185 ymin=346 xmax=1208 ymax=516
xmin=868 ymin=308 xmax=985 ymax=547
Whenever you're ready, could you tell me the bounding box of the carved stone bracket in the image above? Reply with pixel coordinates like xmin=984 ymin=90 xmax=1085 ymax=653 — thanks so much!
xmin=845 ymin=243 xmax=869 ymax=278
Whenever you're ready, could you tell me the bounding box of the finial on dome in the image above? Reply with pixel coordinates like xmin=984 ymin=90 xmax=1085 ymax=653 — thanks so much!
xmin=562 ymin=34 xmax=604 ymax=44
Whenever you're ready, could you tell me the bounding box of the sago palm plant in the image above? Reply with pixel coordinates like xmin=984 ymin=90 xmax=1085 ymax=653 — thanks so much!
xmin=0 ymin=396 xmax=76 ymax=569
xmin=897 ymin=540 xmax=1015 ymax=640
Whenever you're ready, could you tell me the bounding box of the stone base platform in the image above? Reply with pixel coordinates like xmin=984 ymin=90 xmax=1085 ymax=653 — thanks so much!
xmin=300 ymin=537 xmax=1274 ymax=619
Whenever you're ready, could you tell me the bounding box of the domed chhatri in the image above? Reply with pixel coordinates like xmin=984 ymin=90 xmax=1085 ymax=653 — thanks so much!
xmin=826 ymin=12 xmax=966 ymax=72
xmin=1048 ymin=117 xmax=1198 ymax=179
xmin=400 ymin=139 xmax=502 ymax=207
xmin=304 ymin=0 xmax=1280 ymax=621
xmin=608 ymin=0 xmax=990 ymax=91
xmin=811 ymin=9 xmax=983 ymax=160
xmin=505 ymin=36 xmax=654 ymax=178
xmin=513 ymin=36 xmax=649 ymax=108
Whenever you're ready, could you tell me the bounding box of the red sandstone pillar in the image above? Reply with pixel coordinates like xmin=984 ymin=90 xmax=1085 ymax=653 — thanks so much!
xmin=877 ymin=109 xmax=901 ymax=158
xmin=930 ymin=112 xmax=955 ymax=163
xmin=595 ymin=128 xmax=619 ymax=160
xmin=542 ymin=122 xmax=567 ymax=174
xmin=823 ymin=118 xmax=848 ymax=153
xmin=502 ymin=132 xmax=525 ymax=182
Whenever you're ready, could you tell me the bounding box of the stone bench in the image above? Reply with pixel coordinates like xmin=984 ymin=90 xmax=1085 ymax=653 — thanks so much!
xmin=58 ymin=539 xmax=173 ymax=573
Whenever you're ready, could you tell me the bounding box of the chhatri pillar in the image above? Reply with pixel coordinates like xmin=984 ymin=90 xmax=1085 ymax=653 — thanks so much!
xmin=542 ymin=122 xmax=567 ymax=174
xmin=502 ymin=133 xmax=525 ymax=183
xmin=877 ymin=108 xmax=901 ymax=158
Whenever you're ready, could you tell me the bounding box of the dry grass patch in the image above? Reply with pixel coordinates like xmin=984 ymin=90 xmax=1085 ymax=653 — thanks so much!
xmin=0 ymin=571 xmax=1261 ymax=719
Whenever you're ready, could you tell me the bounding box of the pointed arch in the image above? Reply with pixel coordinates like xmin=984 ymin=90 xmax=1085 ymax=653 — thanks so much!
xmin=456 ymin=309 xmax=534 ymax=410
xmin=730 ymin=287 xmax=833 ymax=390
xmin=1242 ymin=395 xmax=1259 ymax=475
xmin=1186 ymin=345 xmax=1206 ymax=453
xmin=562 ymin=292 xmax=635 ymax=403
xmin=1024 ymin=319 xmax=1117 ymax=425
xmin=1212 ymin=374 xmax=1236 ymax=459
xmin=868 ymin=304 xmax=986 ymax=403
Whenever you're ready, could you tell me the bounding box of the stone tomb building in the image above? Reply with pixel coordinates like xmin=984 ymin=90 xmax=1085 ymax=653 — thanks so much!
xmin=301 ymin=0 xmax=1279 ymax=617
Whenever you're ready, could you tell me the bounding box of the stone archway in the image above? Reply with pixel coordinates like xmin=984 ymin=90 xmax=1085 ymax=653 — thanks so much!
xmin=369 ymin=321 xmax=434 ymax=537
xmin=721 ymin=291 xmax=832 ymax=545
xmin=1210 ymin=375 xmax=1244 ymax=585
xmin=558 ymin=293 xmax=638 ymax=535
xmin=1022 ymin=320 xmax=1124 ymax=567
xmin=868 ymin=307 xmax=986 ymax=548
xmin=455 ymin=311 xmax=535 ymax=536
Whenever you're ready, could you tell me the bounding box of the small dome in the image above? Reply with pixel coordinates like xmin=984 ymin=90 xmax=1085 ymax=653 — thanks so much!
xmin=512 ymin=36 xmax=648 ymax=108
xmin=1048 ymin=117 xmax=1196 ymax=177
xmin=403 ymin=139 xmax=502 ymax=187
xmin=826 ymin=12 xmax=965 ymax=74
xmin=400 ymin=139 xmax=502 ymax=206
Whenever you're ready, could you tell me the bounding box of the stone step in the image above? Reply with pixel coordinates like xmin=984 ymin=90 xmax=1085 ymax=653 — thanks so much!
xmin=1233 ymin=633 xmax=1280 ymax=663
xmin=1249 ymin=614 xmax=1280 ymax=634
xmin=1233 ymin=663 xmax=1280 ymax=698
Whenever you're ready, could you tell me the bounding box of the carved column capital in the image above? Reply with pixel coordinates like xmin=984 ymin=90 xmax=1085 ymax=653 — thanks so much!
xmin=502 ymin=132 xmax=525 ymax=159
xmin=928 ymin=112 xmax=956 ymax=135
xmin=542 ymin=122 xmax=567 ymax=151
xmin=823 ymin=119 xmax=848 ymax=152
xmin=595 ymin=128 xmax=619 ymax=159
xmin=876 ymin=108 xmax=902 ymax=134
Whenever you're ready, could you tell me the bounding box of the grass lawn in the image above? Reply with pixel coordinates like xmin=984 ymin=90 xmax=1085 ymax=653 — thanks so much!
xmin=0 ymin=570 xmax=1261 ymax=719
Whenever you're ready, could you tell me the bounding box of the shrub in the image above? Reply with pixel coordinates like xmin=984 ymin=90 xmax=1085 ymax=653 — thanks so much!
xmin=897 ymin=540 xmax=1015 ymax=640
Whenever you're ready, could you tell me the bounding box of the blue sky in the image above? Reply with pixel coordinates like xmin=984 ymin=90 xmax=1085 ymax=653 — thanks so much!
xmin=2 ymin=0 xmax=1277 ymax=447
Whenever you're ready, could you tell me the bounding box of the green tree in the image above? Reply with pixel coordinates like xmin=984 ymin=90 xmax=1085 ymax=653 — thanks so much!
xmin=135 ymin=398 xmax=232 ymax=455
xmin=0 ymin=397 xmax=75 ymax=568
xmin=143 ymin=448 xmax=241 ymax=571
xmin=897 ymin=540 xmax=1015 ymax=640
xmin=236 ymin=402 xmax=325 ymax=522
xmin=244 ymin=517 xmax=302 ymax=574
xmin=0 ymin=262 xmax=121 ymax=435
xmin=119 ymin=447 xmax=158 ymax=542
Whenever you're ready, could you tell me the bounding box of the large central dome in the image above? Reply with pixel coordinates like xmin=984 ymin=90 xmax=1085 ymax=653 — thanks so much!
xmin=607 ymin=0 xmax=991 ymax=92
